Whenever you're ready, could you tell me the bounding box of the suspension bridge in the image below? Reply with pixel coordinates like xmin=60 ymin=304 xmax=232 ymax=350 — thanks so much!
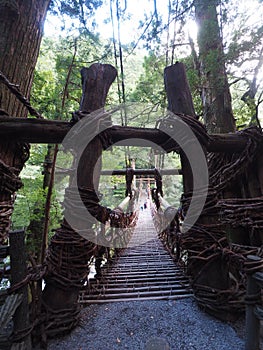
xmin=79 ymin=201 xmax=192 ymax=304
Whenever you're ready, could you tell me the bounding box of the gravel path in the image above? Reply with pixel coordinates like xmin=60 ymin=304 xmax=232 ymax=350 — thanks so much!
xmin=47 ymin=298 xmax=245 ymax=350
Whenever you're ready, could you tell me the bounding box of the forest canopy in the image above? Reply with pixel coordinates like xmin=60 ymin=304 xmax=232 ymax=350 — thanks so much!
xmin=9 ymin=0 xmax=263 ymax=243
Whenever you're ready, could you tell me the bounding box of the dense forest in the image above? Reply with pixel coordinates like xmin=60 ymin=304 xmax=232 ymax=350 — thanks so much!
xmin=9 ymin=0 xmax=263 ymax=243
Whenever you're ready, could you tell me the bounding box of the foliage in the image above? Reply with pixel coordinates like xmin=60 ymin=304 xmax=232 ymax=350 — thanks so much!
xmin=48 ymin=0 xmax=103 ymax=33
xmin=12 ymin=0 xmax=263 ymax=238
xmin=49 ymin=0 xmax=102 ymax=16
xmin=220 ymin=0 xmax=263 ymax=126
xmin=162 ymin=152 xmax=183 ymax=207
xmin=31 ymin=34 xmax=114 ymax=121
xmin=128 ymin=52 xmax=166 ymax=109
xmin=99 ymin=147 xmax=126 ymax=208
xmin=11 ymin=163 xmax=63 ymax=235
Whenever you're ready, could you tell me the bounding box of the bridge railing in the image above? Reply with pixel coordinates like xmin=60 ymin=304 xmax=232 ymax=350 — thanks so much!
xmin=0 ymin=230 xmax=32 ymax=349
xmin=150 ymin=193 xmax=181 ymax=262
xmin=245 ymin=255 xmax=263 ymax=350
xmin=92 ymin=195 xmax=139 ymax=278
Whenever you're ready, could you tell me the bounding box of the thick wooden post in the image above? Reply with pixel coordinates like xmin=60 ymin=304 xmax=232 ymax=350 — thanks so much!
xmin=245 ymin=255 xmax=261 ymax=350
xmin=77 ymin=64 xmax=117 ymax=190
xmin=164 ymin=62 xmax=198 ymax=194
xmin=165 ymin=62 xmax=196 ymax=118
xmin=9 ymin=230 xmax=32 ymax=349
xmin=42 ymin=64 xmax=117 ymax=314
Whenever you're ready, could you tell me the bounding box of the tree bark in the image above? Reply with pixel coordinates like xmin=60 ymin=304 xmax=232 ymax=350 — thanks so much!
xmin=0 ymin=0 xmax=50 ymax=117
xmin=0 ymin=0 xmax=50 ymax=243
xmin=195 ymin=0 xmax=236 ymax=133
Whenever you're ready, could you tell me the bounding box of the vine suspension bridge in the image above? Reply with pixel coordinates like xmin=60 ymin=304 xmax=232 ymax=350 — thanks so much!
xmin=0 ymin=62 xmax=263 ymax=350
xmin=79 ymin=198 xmax=192 ymax=304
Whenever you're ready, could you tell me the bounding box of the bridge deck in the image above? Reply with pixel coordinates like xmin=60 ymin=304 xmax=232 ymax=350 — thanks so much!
xmin=79 ymin=207 xmax=192 ymax=304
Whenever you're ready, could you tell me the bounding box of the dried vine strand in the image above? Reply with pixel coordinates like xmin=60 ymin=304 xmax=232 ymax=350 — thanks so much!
xmin=0 ymin=70 xmax=44 ymax=119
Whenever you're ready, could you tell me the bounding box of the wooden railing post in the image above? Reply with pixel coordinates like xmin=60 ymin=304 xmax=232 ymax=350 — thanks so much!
xmin=9 ymin=229 xmax=32 ymax=349
xmin=245 ymin=255 xmax=262 ymax=350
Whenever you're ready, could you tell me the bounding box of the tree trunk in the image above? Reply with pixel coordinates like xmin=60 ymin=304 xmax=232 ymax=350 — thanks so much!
xmin=0 ymin=0 xmax=50 ymax=243
xmin=195 ymin=0 xmax=236 ymax=133
xmin=0 ymin=1 xmax=50 ymax=117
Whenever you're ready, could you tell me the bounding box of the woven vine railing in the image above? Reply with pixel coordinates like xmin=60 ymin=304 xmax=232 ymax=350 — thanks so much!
xmin=154 ymin=114 xmax=263 ymax=320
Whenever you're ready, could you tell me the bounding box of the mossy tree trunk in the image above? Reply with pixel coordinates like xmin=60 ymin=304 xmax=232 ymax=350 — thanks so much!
xmin=195 ymin=0 xmax=236 ymax=133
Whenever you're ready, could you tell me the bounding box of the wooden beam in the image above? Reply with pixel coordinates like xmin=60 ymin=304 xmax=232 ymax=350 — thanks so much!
xmin=0 ymin=116 xmax=251 ymax=152
xmin=0 ymin=116 xmax=70 ymax=143
xmin=100 ymin=169 xmax=182 ymax=176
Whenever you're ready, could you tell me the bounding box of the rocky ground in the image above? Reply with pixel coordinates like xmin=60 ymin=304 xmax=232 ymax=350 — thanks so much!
xmin=47 ymin=298 xmax=246 ymax=350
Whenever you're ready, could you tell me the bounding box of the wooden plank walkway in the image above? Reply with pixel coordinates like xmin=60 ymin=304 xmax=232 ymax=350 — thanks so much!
xmin=79 ymin=206 xmax=192 ymax=304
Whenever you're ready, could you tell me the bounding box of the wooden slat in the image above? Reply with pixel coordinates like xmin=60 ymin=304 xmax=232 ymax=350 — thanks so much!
xmin=81 ymin=289 xmax=192 ymax=300
xmin=254 ymin=305 xmax=263 ymax=320
xmin=79 ymin=294 xmax=193 ymax=304
xmin=252 ymin=271 xmax=263 ymax=287
xmin=80 ymin=208 xmax=192 ymax=304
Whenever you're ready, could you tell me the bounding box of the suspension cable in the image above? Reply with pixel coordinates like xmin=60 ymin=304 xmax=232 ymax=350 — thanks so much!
xmin=171 ymin=0 xmax=179 ymax=65
xmin=110 ymin=0 xmax=124 ymax=126
xmin=116 ymin=0 xmax=127 ymax=126
xmin=165 ymin=0 xmax=171 ymax=67
xmin=110 ymin=0 xmax=129 ymax=165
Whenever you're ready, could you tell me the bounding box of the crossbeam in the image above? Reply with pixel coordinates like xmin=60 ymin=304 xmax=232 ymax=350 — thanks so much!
xmin=100 ymin=169 xmax=182 ymax=176
xmin=0 ymin=116 xmax=249 ymax=152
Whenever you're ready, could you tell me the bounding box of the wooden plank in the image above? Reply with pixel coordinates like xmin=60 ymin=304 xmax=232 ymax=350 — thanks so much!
xmin=81 ymin=288 xmax=192 ymax=299
xmin=88 ymin=273 xmax=186 ymax=282
xmin=79 ymin=294 xmax=193 ymax=304
xmin=86 ymin=278 xmax=189 ymax=287
xmin=87 ymin=284 xmax=191 ymax=294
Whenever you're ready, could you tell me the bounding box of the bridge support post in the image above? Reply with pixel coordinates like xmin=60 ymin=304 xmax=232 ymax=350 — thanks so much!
xmin=245 ymin=255 xmax=261 ymax=350
xmin=41 ymin=63 xmax=117 ymax=337
xmin=164 ymin=61 xmax=200 ymax=197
